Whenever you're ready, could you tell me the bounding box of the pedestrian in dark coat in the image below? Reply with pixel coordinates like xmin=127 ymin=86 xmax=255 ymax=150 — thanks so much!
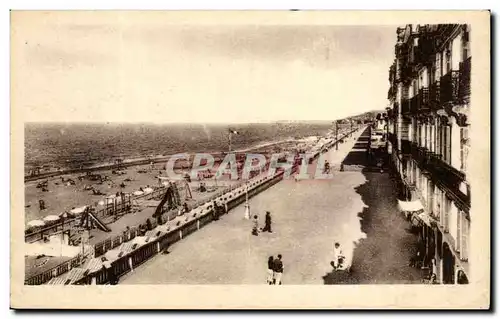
xmin=262 ymin=211 xmax=272 ymax=233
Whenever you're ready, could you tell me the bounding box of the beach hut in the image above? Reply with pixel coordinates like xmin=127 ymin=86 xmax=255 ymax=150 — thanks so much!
xmin=70 ymin=206 xmax=87 ymax=215
xmin=132 ymin=236 xmax=148 ymax=247
xmin=43 ymin=215 xmax=60 ymax=223
xmin=27 ymin=219 xmax=45 ymax=228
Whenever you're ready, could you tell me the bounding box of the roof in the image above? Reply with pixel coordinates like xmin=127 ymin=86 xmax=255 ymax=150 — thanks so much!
xmin=82 ymin=258 xmax=103 ymax=274
xmin=25 ymin=255 xmax=73 ymax=279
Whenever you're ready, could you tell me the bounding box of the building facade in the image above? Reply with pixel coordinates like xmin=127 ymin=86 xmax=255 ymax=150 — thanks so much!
xmin=387 ymin=24 xmax=471 ymax=284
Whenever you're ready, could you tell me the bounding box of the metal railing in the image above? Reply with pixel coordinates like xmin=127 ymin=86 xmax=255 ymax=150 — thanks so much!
xmin=418 ymin=88 xmax=430 ymax=112
xmin=458 ymin=56 xmax=471 ymax=104
xmin=409 ymin=145 xmax=470 ymax=212
xmin=440 ymin=70 xmax=460 ymax=105
xmin=429 ymin=81 xmax=441 ymax=110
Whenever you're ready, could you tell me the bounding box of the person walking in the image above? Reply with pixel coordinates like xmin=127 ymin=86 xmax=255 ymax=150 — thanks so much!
xmin=333 ymin=242 xmax=344 ymax=270
xmin=273 ymin=254 xmax=284 ymax=285
xmin=262 ymin=211 xmax=272 ymax=233
xmin=212 ymin=201 xmax=220 ymax=221
xmin=266 ymin=256 xmax=275 ymax=285
xmin=252 ymin=215 xmax=259 ymax=236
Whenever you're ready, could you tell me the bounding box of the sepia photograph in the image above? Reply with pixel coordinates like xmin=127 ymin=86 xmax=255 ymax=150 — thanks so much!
xmin=10 ymin=10 xmax=490 ymax=309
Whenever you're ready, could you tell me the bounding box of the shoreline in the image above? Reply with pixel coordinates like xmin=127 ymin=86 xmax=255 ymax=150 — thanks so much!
xmin=24 ymin=137 xmax=312 ymax=183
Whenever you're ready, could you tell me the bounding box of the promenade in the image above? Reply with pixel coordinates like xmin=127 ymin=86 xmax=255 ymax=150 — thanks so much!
xmin=120 ymin=129 xmax=370 ymax=284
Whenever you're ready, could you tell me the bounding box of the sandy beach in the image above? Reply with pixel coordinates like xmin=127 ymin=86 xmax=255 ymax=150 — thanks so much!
xmin=24 ymin=138 xmax=316 ymax=226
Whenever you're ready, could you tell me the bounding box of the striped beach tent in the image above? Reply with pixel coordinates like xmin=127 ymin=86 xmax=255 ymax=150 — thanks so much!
xmin=84 ymin=258 xmax=104 ymax=274
xmin=47 ymin=276 xmax=70 ymax=285
xmin=64 ymin=268 xmax=89 ymax=285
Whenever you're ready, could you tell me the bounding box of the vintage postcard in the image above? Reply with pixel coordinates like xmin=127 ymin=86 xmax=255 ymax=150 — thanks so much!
xmin=10 ymin=10 xmax=490 ymax=309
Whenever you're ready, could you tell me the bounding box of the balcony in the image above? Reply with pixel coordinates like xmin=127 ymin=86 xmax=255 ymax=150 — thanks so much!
xmin=401 ymin=98 xmax=411 ymax=115
xmin=440 ymin=70 xmax=460 ymax=105
xmin=435 ymin=24 xmax=460 ymax=49
xmin=388 ymin=132 xmax=397 ymax=147
xmin=418 ymin=88 xmax=430 ymax=113
xmin=393 ymin=102 xmax=400 ymax=116
xmin=398 ymin=65 xmax=414 ymax=84
xmin=412 ymin=38 xmax=436 ymax=67
xmin=410 ymin=95 xmax=418 ymax=114
xmin=458 ymin=56 xmax=471 ymax=104
xmin=411 ymin=148 xmax=470 ymax=211
xmin=401 ymin=139 xmax=411 ymax=155
xmin=429 ymin=81 xmax=441 ymax=111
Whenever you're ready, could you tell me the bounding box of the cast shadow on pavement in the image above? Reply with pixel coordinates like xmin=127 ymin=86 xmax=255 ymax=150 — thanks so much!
xmin=323 ymin=129 xmax=421 ymax=284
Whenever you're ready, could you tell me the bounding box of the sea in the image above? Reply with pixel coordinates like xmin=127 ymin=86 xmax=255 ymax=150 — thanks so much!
xmin=24 ymin=122 xmax=332 ymax=172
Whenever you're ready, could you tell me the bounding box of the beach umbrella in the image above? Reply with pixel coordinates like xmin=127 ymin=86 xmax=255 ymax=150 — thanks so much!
xmin=70 ymin=206 xmax=87 ymax=215
xmin=27 ymin=219 xmax=45 ymax=228
xmin=43 ymin=215 xmax=60 ymax=222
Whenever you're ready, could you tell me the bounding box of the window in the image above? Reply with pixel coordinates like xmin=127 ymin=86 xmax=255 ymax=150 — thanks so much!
xmin=418 ymin=125 xmax=422 ymax=146
xmin=445 ymin=46 xmax=452 ymax=74
xmin=452 ymin=35 xmax=462 ymax=70
xmin=442 ymin=195 xmax=450 ymax=233
xmin=461 ymin=126 xmax=470 ymax=173
xmin=462 ymin=25 xmax=471 ymax=60
xmin=443 ymin=125 xmax=452 ymax=164
xmin=424 ymin=124 xmax=428 ymax=149
xmin=433 ymin=186 xmax=441 ymax=220
xmin=436 ymin=52 xmax=443 ymax=79
xmin=430 ymin=125 xmax=435 ymax=152
xmin=436 ymin=125 xmax=441 ymax=156
xmin=460 ymin=212 xmax=469 ymax=261
xmin=428 ymin=181 xmax=434 ymax=213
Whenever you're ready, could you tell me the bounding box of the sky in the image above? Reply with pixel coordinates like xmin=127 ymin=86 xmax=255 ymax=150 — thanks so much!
xmin=12 ymin=12 xmax=397 ymax=124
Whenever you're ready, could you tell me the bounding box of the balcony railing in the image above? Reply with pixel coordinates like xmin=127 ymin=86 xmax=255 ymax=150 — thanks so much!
xmin=429 ymin=81 xmax=441 ymax=111
xmin=435 ymin=24 xmax=460 ymax=49
xmin=410 ymin=146 xmax=470 ymax=211
xmin=440 ymin=70 xmax=460 ymax=105
xmin=458 ymin=56 xmax=471 ymax=104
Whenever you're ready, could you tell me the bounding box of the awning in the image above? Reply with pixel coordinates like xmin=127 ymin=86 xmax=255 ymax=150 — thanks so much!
xmin=398 ymin=200 xmax=424 ymax=212
xmin=416 ymin=212 xmax=436 ymax=227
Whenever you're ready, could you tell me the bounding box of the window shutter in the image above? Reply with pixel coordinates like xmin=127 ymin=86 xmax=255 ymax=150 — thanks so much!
xmin=461 ymin=215 xmax=469 ymax=261
xmin=456 ymin=210 xmax=462 ymax=253
xmin=444 ymin=196 xmax=450 ymax=233
xmin=445 ymin=125 xmax=452 ymax=164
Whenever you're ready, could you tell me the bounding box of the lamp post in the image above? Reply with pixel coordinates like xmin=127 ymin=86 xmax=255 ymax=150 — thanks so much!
xmin=60 ymin=212 xmax=68 ymax=256
xmin=335 ymin=121 xmax=339 ymax=151
xmin=244 ymin=182 xmax=250 ymax=219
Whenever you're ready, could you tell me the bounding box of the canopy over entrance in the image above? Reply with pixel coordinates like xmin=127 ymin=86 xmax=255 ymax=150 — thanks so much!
xmin=398 ymin=199 xmax=424 ymax=212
